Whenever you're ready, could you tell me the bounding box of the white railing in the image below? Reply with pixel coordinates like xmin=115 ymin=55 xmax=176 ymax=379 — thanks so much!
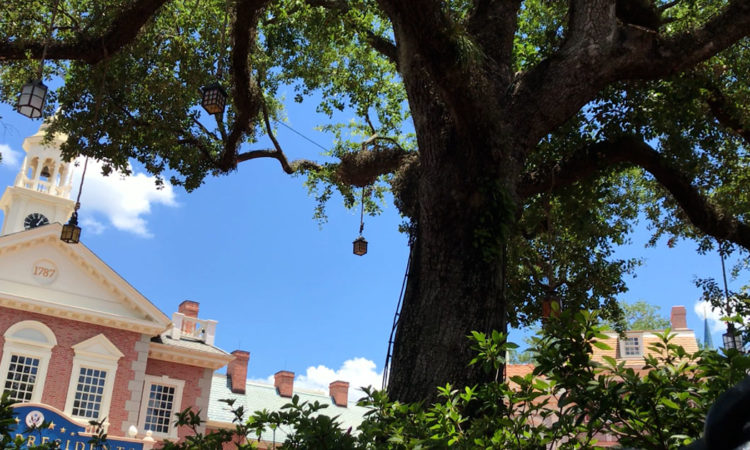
xmin=170 ymin=312 xmax=217 ymax=345
xmin=16 ymin=176 xmax=71 ymax=197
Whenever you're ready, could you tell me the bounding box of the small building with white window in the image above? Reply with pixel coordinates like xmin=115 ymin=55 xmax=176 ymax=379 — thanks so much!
xmin=590 ymin=305 xmax=700 ymax=368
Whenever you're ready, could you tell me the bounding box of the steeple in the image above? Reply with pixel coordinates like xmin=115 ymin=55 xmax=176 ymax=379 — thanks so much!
xmin=0 ymin=120 xmax=76 ymax=235
xmin=703 ymin=305 xmax=714 ymax=350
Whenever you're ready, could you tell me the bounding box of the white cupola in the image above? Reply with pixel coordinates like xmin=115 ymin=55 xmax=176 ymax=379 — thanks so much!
xmin=0 ymin=120 xmax=76 ymax=235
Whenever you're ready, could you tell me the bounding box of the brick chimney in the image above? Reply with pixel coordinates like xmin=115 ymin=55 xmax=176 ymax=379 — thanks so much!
xmin=670 ymin=305 xmax=687 ymax=330
xmin=178 ymin=300 xmax=200 ymax=317
xmin=228 ymin=350 xmax=250 ymax=394
xmin=274 ymin=371 xmax=295 ymax=397
xmin=178 ymin=300 xmax=200 ymax=334
xmin=329 ymin=381 xmax=349 ymax=407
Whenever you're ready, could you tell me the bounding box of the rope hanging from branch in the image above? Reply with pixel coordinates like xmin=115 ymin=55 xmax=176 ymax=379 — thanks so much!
xmin=353 ymin=186 xmax=368 ymax=256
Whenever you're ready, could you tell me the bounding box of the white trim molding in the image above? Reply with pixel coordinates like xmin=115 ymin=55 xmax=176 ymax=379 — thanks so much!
xmin=0 ymin=320 xmax=56 ymax=403
xmin=138 ymin=375 xmax=185 ymax=439
xmin=148 ymin=342 xmax=233 ymax=370
xmin=64 ymin=334 xmax=123 ymax=422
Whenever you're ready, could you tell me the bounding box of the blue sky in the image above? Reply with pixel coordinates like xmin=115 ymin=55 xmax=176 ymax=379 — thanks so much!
xmin=0 ymin=96 xmax=744 ymax=401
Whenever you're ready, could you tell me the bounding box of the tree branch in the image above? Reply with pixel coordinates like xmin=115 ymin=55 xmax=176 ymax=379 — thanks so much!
xmin=467 ymin=0 xmax=521 ymax=83
xmin=237 ymin=78 xmax=311 ymax=175
xmin=0 ymin=0 xmax=170 ymax=64
xmin=362 ymin=29 xmax=398 ymax=66
xmin=619 ymin=1 xmax=750 ymax=80
xmin=510 ymin=1 xmax=750 ymax=149
xmin=336 ymin=143 xmax=410 ymax=187
xmin=518 ymin=137 xmax=750 ymax=249
xmin=305 ymin=0 xmax=398 ymax=65
xmin=705 ymin=84 xmax=750 ymax=144
xmin=509 ymin=0 xmax=618 ymax=147
xmin=221 ymin=0 xmax=269 ymax=171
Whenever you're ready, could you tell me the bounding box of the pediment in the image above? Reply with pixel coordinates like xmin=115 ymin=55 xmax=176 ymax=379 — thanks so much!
xmin=0 ymin=224 xmax=170 ymax=334
xmin=72 ymin=334 xmax=124 ymax=361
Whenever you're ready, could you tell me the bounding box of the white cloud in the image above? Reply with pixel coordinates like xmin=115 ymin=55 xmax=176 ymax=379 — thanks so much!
xmin=250 ymin=358 xmax=384 ymax=404
xmin=694 ymin=300 xmax=726 ymax=333
xmin=80 ymin=217 xmax=107 ymax=235
xmin=0 ymin=144 xmax=22 ymax=169
xmin=72 ymin=158 xmax=178 ymax=237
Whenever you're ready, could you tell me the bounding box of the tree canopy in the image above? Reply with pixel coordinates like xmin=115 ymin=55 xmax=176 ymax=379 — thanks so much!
xmin=1 ymin=0 xmax=749 ymax=402
xmin=608 ymin=300 xmax=671 ymax=331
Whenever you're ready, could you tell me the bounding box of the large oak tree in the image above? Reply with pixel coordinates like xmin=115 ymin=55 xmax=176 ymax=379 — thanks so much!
xmin=1 ymin=0 xmax=749 ymax=402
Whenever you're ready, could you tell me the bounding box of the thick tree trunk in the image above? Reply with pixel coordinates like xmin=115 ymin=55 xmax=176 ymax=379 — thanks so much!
xmin=387 ymin=221 xmax=508 ymax=404
xmin=386 ymin=75 xmax=517 ymax=403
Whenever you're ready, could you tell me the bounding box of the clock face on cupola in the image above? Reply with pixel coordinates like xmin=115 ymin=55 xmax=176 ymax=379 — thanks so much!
xmin=24 ymin=213 xmax=49 ymax=230
xmin=0 ymin=120 xmax=77 ymax=236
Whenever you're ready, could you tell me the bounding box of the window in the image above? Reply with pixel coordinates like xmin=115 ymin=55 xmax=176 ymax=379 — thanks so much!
xmin=64 ymin=334 xmax=123 ymax=421
xmin=144 ymin=383 xmax=176 ymax=433
xmin=0 ymin=321 xmax=56 ymax=404
xmin=4 ymin=355 xmax=40 ymax=402
xmin=139 ymin=375 xmax=184 ymax=438
xmin=621 ymin=334 xmax=643 ymax=358
xmin=71 ymin=367 xmax=108 ymax=418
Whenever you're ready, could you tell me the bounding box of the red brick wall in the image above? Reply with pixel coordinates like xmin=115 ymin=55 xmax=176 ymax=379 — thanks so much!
xmin=0 ymin=306 xmax=142 ymax=436
xmin=145 ymin=359 xmax=208 ymax=440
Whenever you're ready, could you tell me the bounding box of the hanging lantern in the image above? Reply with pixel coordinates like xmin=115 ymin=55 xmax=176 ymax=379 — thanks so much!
xmin=17 ymin=80 xmax=48 ymax=119
xmin=723 ymin=329 xmax=743 ymax=351
xmin=61 ymin=212 xmax=81 ymax=244
xmin=201 ymin=83 xmax=227 ymax=115
xmin=353 ymin=236 xmax=368 ymax=256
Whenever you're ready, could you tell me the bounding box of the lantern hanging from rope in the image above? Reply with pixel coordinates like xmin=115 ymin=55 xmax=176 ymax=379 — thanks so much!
xmin=353 ymin=187 xmax=368 ymax=256
xmin=201 ymin=83 xmax=228 ymax=115
xmin=17 ymin=0 xmax=60 ymax=118
xmin=201 ymin=1 xmax=229 ymax=116
xmin=61 ymin=157 xmax=88 ymax=244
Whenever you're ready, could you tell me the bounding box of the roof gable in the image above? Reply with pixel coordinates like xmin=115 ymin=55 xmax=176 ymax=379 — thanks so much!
xmin=0 ymin=224 xmax=170 ymax=334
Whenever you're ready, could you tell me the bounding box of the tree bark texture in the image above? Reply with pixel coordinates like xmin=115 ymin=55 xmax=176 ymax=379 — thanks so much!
xmin=386 ymin=45 xmax=516 ymax=402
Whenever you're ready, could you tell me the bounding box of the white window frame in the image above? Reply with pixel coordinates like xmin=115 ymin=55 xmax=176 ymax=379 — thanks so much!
xmin=0 ymin=321 xmax=56 ymax=404
xmin=619 ymin=333 xmax=644 ymax=358
xmin=138 ymin=375 xmax=185 ymax=439
xmin=64 ymin=334 xmax=123 ymax=423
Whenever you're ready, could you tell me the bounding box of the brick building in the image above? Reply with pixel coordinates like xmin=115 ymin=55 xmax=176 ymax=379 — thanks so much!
xmin=0 ymin=122 xmax=367 ymax=447
xmin=505 ymin=305 xmax=700 ymax=447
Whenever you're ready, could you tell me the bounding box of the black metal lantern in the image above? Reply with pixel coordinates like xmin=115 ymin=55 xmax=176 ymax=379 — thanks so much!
xmin=61 ymin=211 xmax=81 ymax=244
xmin=201 ymin=83 xmax=227 ymax=115
xmin=17 ymin=80 xmax=48 ymax=119
xmin=353 ymin=236 xmax=368 ymax=256
xmin=723 ymin=328 xmax=743 ymax=351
